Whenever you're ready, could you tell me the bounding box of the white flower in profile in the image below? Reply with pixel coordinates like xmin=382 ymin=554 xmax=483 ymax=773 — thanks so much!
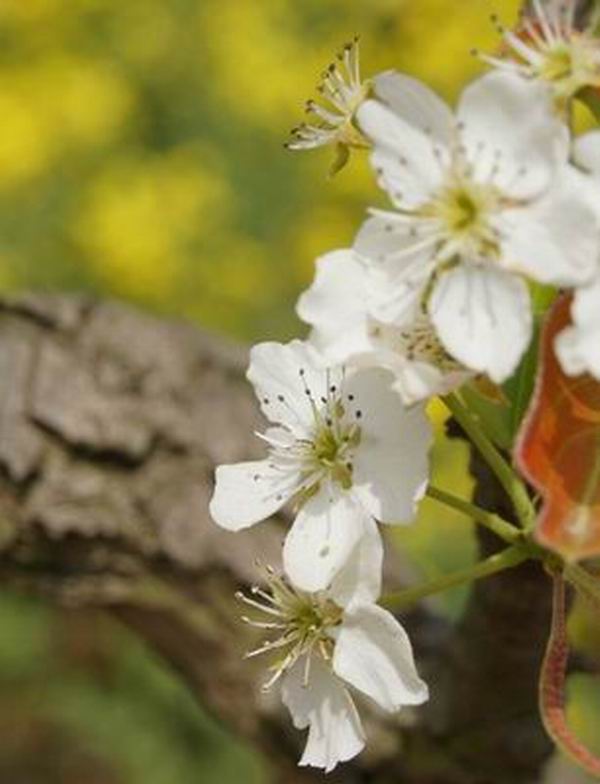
xmin=355 ymin=70 xmax=600 ymax=383
xmin=555 ymin=131 xmax=600 ymax=379
xmin=238 ymin=541 xmax=428 ymax=773
xmin=286 ymin=37 xmax=370 ymax=174
xmin=285 ymin=38 xmax=459 ymax=176
xmin=478 ymin=0 xmax=600 ymax=110
xmin=297 ymin=249 xmax=471 ymax=405
xmin=209 ymin=340 xmax=432 ymax=592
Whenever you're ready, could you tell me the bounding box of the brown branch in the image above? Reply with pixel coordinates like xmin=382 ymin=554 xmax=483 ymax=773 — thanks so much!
xmin=0 ymin=292 xmax=559 ymax=783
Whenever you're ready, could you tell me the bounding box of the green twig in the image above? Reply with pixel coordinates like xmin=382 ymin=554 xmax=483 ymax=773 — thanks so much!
xmin=381 ymin=545 xmax=530 ymax=610
xmin=426 ymin=485 xmax=522 ymax=545
xmin=443 ymin=392 xmax=536 ymax=529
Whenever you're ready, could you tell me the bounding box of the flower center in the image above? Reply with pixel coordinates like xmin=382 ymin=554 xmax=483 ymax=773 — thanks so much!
xmin=313 ymin=422 xmax=342 ymax=464
xmin=368 ymin=314 xmax=465 ymax=372
xmin=442 ymin=186 xmax=482 ymax=233
xmin=238 ymin=570 xmax=343 ymax=690
xmin=308 ymin=407 xmax=361 ymax=492
xmin=422 ymin=177 xmax=502 ymax=261
xmin=539 ymin=43 xmax=574 ymax=82
xmin=257 ymin=370 xmax=364 ymax=507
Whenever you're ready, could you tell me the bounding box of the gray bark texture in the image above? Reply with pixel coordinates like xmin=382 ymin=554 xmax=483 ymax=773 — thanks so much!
xmin=0 ymin=293 xmax=562 ymax=783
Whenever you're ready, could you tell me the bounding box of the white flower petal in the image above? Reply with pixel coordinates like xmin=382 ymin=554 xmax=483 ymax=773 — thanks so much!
xmin=329 ymin=516 xmax=383 ymax=607
xmin=373 ymin=71 xmax=454 ymax=146
xmin=297 ymin=250 xmax=373 ymax=364
xmin=281 ymin=655 xmax=365 ymax=773
xmin=283 ymin=492 xmax=370 ymax=593
xmin=388 ymin=357 xmax=470 ymax=406
xmin=429 ymin=265 xmax=533 ymax=383
xmin=346 ymin=368 xmax=432 ymax=522
xmin=333 ymin=604 xmax=429 ymax=712
xmin=247 ymin=341 xmax=333 ymax=437
xmin=556 ymin=275 xmax=600 ymax=379
xmin=354 ymin=215 xmax=434 ymax=324
xmin=299 ymin=251 xmax=468 ymax=404
xmin=351 ymin=345 xmax=454 ymax=406
xmin=209 ymin=460 xmax=286 ymax=531
xmin=458 ymin=71 xmax=568 ymax=199
xmin=357 ymin=99 xmax=446 ymax=206
xmin=574 ymin=130 xmax=600 ymax=177
xmin=498 ymin=166 xmax=600 ymax=286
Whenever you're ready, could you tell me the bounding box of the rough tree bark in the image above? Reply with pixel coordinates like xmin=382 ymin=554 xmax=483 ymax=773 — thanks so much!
xmin=0 ymin=292 xmax=569 ymax=784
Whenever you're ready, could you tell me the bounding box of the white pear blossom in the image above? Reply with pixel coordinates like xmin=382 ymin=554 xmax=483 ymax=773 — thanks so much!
xmin=479 ymin=0 xmax=600 ymax=109
xmin=555 ymin=131 xmax=600 ymax=379
xmin=286 ymin=37 xmax=370 ymax=162
xmin=209 ymin=340 xmax=432 ymax=593
xmin=238 ymin=542 xmax=428 ymax=773
xmin=297 ymin=249 xmax=471 ymax=404
xmin=286 ymin=38 xmax=465 ymax=175
xmin=354 ymin=70 xmax=600 ymax=383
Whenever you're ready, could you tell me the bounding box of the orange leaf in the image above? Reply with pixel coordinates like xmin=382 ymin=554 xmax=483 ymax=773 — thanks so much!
xmin=515 ymin=295 xmax=600 ymax=561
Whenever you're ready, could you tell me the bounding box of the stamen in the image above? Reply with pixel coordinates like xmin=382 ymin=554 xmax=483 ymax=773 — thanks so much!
xmin=236 ymin=592 xmax=286 ymax=618
xmin=533 ymin=0 xmax=559 ymax=43
xmin=237 ymin=569 xmax=344 ymax=692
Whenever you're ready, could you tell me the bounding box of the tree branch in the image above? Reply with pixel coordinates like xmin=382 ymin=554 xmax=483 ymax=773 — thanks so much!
xmin=0 ymin=293 xmax=560 ymax=782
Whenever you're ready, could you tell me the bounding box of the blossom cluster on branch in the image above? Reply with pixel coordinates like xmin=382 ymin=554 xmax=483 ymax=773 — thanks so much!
xmin=210 ymin=0 xmax=600 ymax=774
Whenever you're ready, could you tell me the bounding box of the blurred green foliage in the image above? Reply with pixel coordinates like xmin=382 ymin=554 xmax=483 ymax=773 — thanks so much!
xmin=0 ymin=593 xmax=263 ymax=783
xmin=5 ymin=1 xmax=600 ymax=781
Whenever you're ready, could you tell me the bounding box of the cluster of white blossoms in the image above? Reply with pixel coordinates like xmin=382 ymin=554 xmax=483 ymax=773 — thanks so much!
xmin=211 ymin=1 xmax=600 ymax=772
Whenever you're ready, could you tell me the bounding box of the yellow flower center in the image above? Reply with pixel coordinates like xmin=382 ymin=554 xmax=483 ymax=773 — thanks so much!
xmin=238 ymin=572 xmax=344 ymax=691
xmin=307 ymin=411 xmax=361 ymax=493
xmin=539 ymin=44 xmax=574 ymax=83
xmin=422 ymin=178 xmax=503 ymax=260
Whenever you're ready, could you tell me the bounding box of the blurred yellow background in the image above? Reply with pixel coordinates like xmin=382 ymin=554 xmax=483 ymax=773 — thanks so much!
xmin=0 ymin=0 xmax=519 ymax=338
xmin=8 ymin=2 xmax=600 ymax=784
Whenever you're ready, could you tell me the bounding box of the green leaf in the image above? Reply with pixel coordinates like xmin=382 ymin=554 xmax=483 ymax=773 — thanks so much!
xmin=502 ymin=283 xmax=558 ymax=442
xmin=459 ymin=382 xmax=513 ymax=450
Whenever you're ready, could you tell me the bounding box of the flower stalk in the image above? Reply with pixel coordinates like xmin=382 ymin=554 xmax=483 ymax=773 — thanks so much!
xmin=443 ymin=392 xmax=537 ymax=529
xmin=381 ymin=545 xmax=530 ymax=610
xmin=426 ymin=485 xmax=522 ymax=545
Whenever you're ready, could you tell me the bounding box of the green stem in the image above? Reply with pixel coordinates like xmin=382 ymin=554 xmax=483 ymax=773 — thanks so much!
xmin=426 ymin=485 xmax=522 ymax=545
xmin=443 ymin=392 xmax=536 ymax=529
xmin=381 ymin=545 xmax=530 ymax=610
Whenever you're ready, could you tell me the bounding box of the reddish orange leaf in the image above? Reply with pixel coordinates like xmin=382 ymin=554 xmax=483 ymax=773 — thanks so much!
xmin=516 ymin=295 xmax=600 ymax=561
